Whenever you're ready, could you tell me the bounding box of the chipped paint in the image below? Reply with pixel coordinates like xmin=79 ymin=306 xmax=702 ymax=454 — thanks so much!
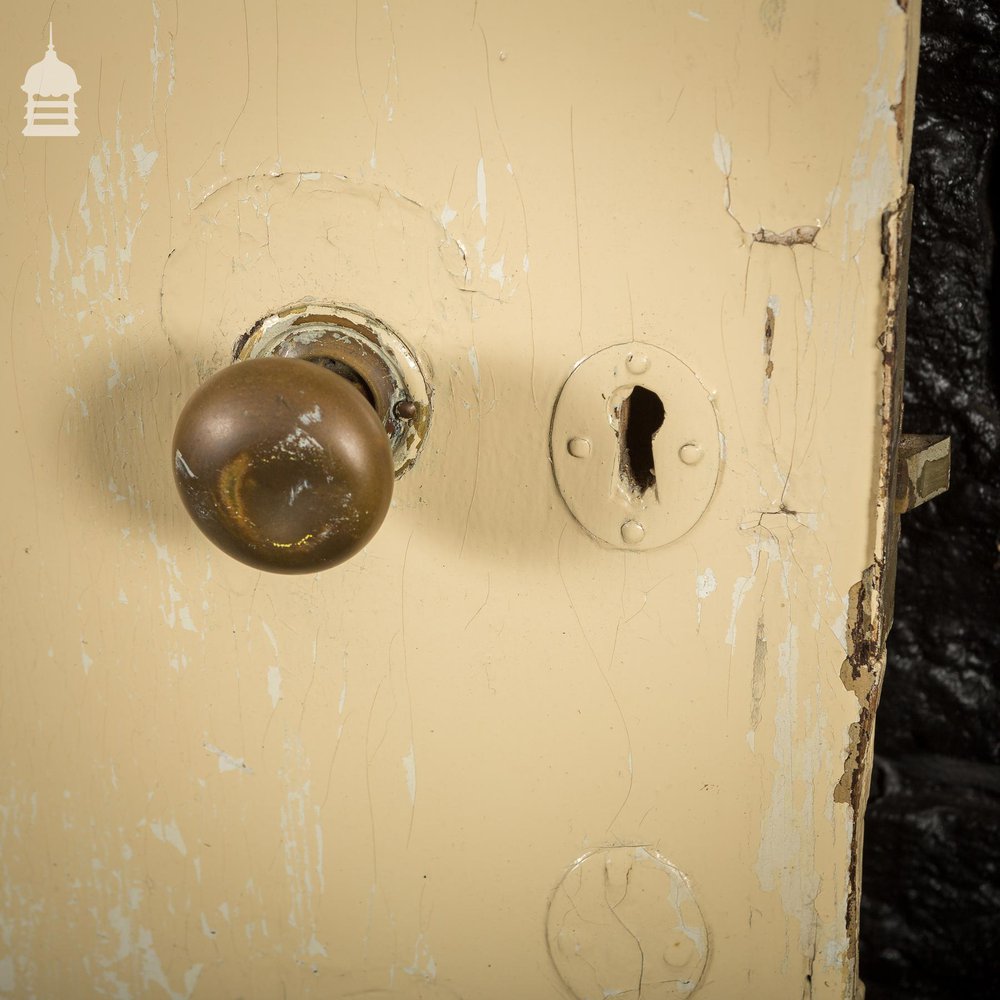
xmin=148 ymin=819 xmax=187 ymax=857
xmin=203 ymin=744 xmax=251 ymax=774
xmin=753 ymin=224 xmax=820 ymax=246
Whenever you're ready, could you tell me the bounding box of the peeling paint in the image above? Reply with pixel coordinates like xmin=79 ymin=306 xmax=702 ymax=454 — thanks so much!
xmin=753 ymin=224 xmax=820 ymax=246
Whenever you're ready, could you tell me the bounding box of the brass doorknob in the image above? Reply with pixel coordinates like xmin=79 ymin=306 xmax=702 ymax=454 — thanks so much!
xmin=172 ymin=356 xmax=394 ymax=573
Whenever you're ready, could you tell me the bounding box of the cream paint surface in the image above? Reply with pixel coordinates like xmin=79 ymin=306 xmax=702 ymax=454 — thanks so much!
xmin=0 ymin=2 xmax=917 ymax=998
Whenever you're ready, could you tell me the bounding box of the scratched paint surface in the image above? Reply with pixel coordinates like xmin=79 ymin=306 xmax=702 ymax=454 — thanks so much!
xmin=0 ymin=2 xmax=917 ymax=998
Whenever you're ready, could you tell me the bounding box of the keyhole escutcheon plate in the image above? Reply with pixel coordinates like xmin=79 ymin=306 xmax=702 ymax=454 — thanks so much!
xmin=551 ymin=343 xmax=721 ymax=550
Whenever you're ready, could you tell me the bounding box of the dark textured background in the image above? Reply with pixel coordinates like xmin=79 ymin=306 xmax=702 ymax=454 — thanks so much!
xmin=859 ymin=1 xmax=1000 ymax=997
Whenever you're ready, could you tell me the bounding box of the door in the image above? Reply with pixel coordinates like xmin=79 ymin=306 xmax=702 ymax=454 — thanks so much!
xmin=0 ymin=2 xmax=921 ymax=998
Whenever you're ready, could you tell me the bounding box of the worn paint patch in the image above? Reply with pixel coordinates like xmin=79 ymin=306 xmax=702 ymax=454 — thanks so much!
xmin=131 ymin=143 xmax=159 ymax=178
xmin=695 ymin=567 xmax=717 ymax=627
xmin=749 ymin=612 xmax=768 ymax=742
xmin=402 ymin=745 xmax=416 ymax=804
xmin=267 ymin=666 xmax=282 ymax=709
xmin=203 ymin=743 xmax=251 ymax=774
xmin=0 ymin=956 xmax=14 ymax=993
xmin=756 ymin=619 xmax=824 ymax=957
xmin=149 ymin=819 xmax=187 ymax=857
xmin=759 ymin=0 xmax=787 ymax=36
xmin=712 ymin=131 xmax=733 ymax=177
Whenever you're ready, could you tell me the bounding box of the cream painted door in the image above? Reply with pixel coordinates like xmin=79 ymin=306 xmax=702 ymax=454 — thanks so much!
xmin=0 ymin=2 xmax=919 ymax=998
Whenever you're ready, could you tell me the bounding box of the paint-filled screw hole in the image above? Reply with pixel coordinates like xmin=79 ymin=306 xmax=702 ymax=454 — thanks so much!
xmin=619 ymin=384 xmax=665 ymax=496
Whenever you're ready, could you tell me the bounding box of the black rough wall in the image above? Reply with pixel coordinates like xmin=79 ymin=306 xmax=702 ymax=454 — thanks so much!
xmin=860 ymin=1 xmax=1000 ymax=997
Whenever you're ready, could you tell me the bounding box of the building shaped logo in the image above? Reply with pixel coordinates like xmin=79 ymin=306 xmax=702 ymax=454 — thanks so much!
xmin=21 ymin=24 xmax=80 ymax=137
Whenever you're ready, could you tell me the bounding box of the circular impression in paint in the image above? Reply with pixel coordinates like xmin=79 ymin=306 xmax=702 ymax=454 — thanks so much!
xmin=546 ymin=846 xmax=709 ymax=999
xmin=341 ymin=988 xmax=456 ymax=1000
xmin=330 ymin=970 xmax=461 ymax=999
xmin=550 ymin=343 xmax=720 ymax=550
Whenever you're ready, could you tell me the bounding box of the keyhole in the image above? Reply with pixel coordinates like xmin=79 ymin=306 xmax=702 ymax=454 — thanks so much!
xmin=619 ymin=385 xmax=665 ymax=496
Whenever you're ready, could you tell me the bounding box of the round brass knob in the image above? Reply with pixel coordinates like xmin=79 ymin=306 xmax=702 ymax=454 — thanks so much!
xmin=172 ymin=356 xmax=394 ymax=573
